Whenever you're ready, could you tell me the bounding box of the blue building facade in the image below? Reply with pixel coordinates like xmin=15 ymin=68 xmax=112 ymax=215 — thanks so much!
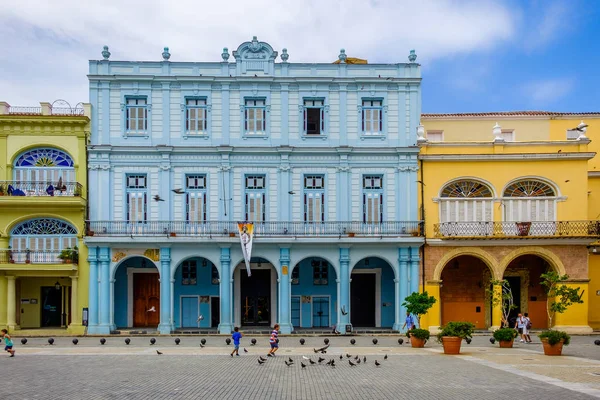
xmin=85 ymin=37 xmax=423 ymax=334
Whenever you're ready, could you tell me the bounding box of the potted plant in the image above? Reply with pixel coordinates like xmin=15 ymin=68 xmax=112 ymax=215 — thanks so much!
xmin=58 ymin=246 xmax=79 ymax=264
xmin=406 ymin=328 xmax=430 ymax=347
xmin=402 ymin=291 xmax=437 ymax=348
xmin=0 ymin=184 xmax=5 ymax=196
xmin=493 ymin=327 xmax=518 ymax=348
xmin=436 ymin=321 xmax=474 ymax=354
xmin=538 ymin=271 xmax=584 ymax=356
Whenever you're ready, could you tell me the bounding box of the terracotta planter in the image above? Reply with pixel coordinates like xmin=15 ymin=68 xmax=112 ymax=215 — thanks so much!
xmin=348 ymin=232 xmax=355 ymax=237
xmin=441 ymin=336 xmax=462 ymax=354
xmin=499 ymin=339 xmax=514 ymax=348
xmin=229 ymin=232 xmax=235 ymax=237
xmin=169 ymin=232 xmax=177 ymax=237
xmin=516 ymin=222 xmax=531 ymax=236
xmin=541 ymin=339 xmax=564 ymax=356
xmin=410 ymin=336 xmax=426 ymax=348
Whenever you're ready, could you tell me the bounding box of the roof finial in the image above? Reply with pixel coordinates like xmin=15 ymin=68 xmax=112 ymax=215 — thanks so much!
xmin=338 ymin=49 xmax=347 ymax=64
xmin=162 ymin=47 xmax=171 ymax=61
xmin=222 ymin=47 xmax=230 ymax=62
xmin=493 ymin=122 xmax=504 ymax=142
xmin=280 ymin=48 xmax=289 ymax=63
xmin=102 ymin=45 xmax=111 ymax=60
xmin=408 ymin=49 xmax=417 ymax=63
xmin=417 ymin=123 xmax=427 ymax=143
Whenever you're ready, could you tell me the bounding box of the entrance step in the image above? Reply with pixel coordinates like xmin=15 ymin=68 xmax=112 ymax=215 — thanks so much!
xmin=110 ymin=330 xmax=160 ymax=335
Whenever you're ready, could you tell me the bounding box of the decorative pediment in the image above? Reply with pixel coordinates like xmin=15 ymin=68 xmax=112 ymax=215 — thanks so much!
xmin=233 ymin=36 xmax=278 ymax=62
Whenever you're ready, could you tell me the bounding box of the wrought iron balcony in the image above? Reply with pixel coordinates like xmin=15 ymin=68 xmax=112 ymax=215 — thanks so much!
xmin=0 ymin=181 xmax=83 ymax=197
xmin=86 ymin=221 xmax=423 ymax=238
xmin=0 ymin=249 xmax=79 ymax=265
xmin=434 ymin=221 xmax=600 ymax=239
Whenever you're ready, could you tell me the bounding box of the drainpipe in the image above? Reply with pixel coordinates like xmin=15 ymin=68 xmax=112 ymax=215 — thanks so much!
xmin=420 ymin=158 xmax=426 ymax=292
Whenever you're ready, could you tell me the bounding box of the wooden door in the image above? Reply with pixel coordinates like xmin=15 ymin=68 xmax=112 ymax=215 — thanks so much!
xmin=133 ymin=273 xmax=160 ymax=327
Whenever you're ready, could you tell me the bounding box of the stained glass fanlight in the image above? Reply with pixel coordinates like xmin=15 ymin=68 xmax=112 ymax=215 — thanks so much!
xmin=441 ymin=180 xmax=493 ymax=198
xmin=15 ymin=148 xmax=74 ymax=168
xmin=503 ymin=180 xmax=555 ymax=197
xmin=11 ymin=218 xmax=77 ymax=235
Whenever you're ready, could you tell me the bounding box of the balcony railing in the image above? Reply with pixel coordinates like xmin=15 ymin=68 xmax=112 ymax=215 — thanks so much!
xmin=0 ymin=181 xmax=83 ymax=197
xmin=0 ymin=249 xmax=79 ymax=265
xmin=86 ymin=221 xmax=423 ymax=237
xmin=434 ymin=221 xmax=600 ymax=239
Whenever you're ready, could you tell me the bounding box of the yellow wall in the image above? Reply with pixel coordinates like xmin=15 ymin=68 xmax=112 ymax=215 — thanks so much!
xmin=422 ymin=118 xmax=550 ymax=142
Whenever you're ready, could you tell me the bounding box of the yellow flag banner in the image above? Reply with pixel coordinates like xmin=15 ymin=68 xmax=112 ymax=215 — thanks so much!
xmin=238 ymin=222 xmax=254 ymax=277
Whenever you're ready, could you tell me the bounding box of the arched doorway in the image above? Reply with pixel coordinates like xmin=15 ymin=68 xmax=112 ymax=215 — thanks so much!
xmin=351 ymin=257 xmax=395 ymax=328
xmin=113 ymin=256 xmax=160 ymax=329
xmin=502 ymin=255 xmax=550 ymax=329
xmin=440 ymin=255 xmax=494 ymax=329
xmin=290 ymin=257 xmax=337 ymax=329
xmin=234 ymin=257 xmax=278 ymax=327
xmin=173 ymin=257 xmax=220 ymax=329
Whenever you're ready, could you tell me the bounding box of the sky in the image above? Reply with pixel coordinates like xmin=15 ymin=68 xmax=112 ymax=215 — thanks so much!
xmin=0 ymin=0 xmax=598 ymax=113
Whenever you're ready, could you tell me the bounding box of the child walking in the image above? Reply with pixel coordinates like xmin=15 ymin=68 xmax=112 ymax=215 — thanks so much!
xmin=267 ymin=324 xmax=280 ymax=357
xmin=230 ymin=327 xmax=243 ymax=357
xmin=1 ymin=329 xmax=15 ymax=357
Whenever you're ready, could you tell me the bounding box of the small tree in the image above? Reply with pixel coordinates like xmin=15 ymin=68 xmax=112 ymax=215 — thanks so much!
xmin=485 ymin=279 xmax=517 ymax=328
xmin=540 ymin=271 xmax=584 ymax=327
xmin=402 ymin=291 xmax=437 ymax=327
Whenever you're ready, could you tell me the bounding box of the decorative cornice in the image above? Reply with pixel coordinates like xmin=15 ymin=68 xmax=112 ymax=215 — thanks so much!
xmin=419 ymin=153 xmax=596 ymax=162
xmin=398 ymin=165 xmax=418 ymax=172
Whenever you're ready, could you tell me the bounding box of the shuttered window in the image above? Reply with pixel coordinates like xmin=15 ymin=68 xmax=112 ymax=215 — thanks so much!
xmin=127 ymin=175 xmax=147 ymax=222
xmin=304 ymin=175 xmax=325 ymax=222
xmin=363 ymin=175 xmax=383 ymax=223
xmin=186 ymin=175 xmax=207 ymax=222
xmin=245 ymin=175 xmax=265 ymax=222
xmin=502 ymin=180 xmax=556 ymax=222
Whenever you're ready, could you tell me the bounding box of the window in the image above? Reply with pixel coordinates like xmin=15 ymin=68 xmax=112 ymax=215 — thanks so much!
xmin=182 ymin=260 xmax=197 ymax=285
xmin=426 ymin=130 xmax=443 ymax=142
xmin=439 ymin=180 xmax=494 ymax=230
xmin=211 ymin=265 xmax=219 ymax=285
xmin=186 ymin=175 xmax=207 ymax=222
xmin=361 ymin=99 xmax=383 ymax=134
xmin=126 ymin=174 xmax=147 ymax=222
xmin=291 ymin=267 xmax=299 ymax=285
xmin=14 ymin=148 xmax=75 ymax=186
xmin=10 ymin=218 xmax=77 ymax=263
xmin=502 ymin=179 xmax=557 ymax=227
xmin=501 ymin=129 xmax=515 ymax=142
xmin=125 ymin=98 xmax=147 ymax=134
xmin=303 ymin=99 xmax=325 ymax=135
xmin=245 ymin=175 xmax=266 ymax=222
xmin=312 ymin=260 xmax=328 ymax=285
xmin=363 ymin=175 xmax=383 ymax=223
xmin=304 ymin=175 xmax=324 ymax=222
xmin=244 ymin=98 xmax=266 ymax=134
xmin=185 ymin=98 xmax=208 ymax=134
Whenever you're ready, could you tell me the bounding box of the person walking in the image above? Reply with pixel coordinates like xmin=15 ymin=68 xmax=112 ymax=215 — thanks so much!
xmin=1 ymin=329 xmax=15 ymax=357
xmin=267 ymin=324 xmax=280 ymax=357
xmin=402 ymin=312 xmax=415 ymax=332
xmin=230 ymin=327 xmax=243 ymax=357
xmin=514 ymin=313 xmax=526 ymax=343
xmin=523 ymin=313 xmax=532 ymax=343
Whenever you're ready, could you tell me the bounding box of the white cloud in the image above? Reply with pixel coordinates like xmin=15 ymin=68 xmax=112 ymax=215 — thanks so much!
xmin=522 ymin=78 xmax=574 ymax=104
xmin=0 ymin=0 xmax=516 ymax=105
xmin=522 ymin=0 xmax=573 ymax=51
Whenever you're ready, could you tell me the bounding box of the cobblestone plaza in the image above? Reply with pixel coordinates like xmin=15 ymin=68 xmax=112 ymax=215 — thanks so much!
xmin=1 ymin=335 xmax=599 ymax=399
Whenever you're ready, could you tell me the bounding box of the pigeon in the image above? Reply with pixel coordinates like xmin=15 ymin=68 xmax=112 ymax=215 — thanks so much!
xmin=244 ymin=348 xmax=248 ymax=353
xmin=302 ymin=356 xmax=310 ymax=360
xmin=259 ymin=356 xmax=267 ymax=362
xmin=156 ymin=350 xmax=163 ymax=355
xmin=199 ymin=343 xmax=205 ymax=348
xmin=384 ymin=355 xmax=388 ymax=360
xmin=301 ymin=362 xmax=306 ymax=368
xmin=309 ymin=359 xmax=315 ymax=365
xmin=354 ymin=355 xmax=359 ymax=360
xmin=357 ymin=358 xmax=361 ymax=364
xmin=363 ymin=356 xmax=367 ymax=363
xmin=330 ymin=360 xmax=335 ymax=367
xmin=147 ymin=306 xmax=156 ymax=312
xmin=318 ymin=357 xmax=325 ymax=363
xmin=349 ymin=360 xmax=356 ymax=367
xmin=153 ymin=195 xmax=165 ymax=202
xmin=341 ymin=306 xmax=348 ymax=316
xmin=172 ymin=188 xmax=185 ymax=194
xmin=346 ymin=354 xmax=352 ymax=358
xmin=326 ymin=359 xmax=333 ymax=366
xmin=339 ymin=355 xmax=343 ymax=360
xmin=288 ymin=191 xmax=295 ymax=195
xmin=258 ymin=359 xmax=265 ymax=365
xmin=197 ymin=315 xmax=204 ymax=321
xmin=375 ymin=360 xmax=381 ymax=367
xmin=313 ymin=344 xmax=330 ymax=353
xmin=288 ymin=357 xmax=294 ymax=363
xmin=285 ymin=361 xmax=293 ymax=367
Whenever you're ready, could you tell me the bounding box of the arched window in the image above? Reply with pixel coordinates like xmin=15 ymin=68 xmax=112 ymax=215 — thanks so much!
xmin=439 ymin=180 xmax=494 ymax=224
xmin=14 ymin=148 xmax=75 ymax=184
xmin=502 ymin=179 xmax=557 ymax=221
xmin=10 ymin=218 xmax=78 ymax=263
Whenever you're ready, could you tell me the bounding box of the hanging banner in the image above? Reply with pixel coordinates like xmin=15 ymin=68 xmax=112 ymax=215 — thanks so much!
xmin=238 ymin=222 xmax=254 ymax=277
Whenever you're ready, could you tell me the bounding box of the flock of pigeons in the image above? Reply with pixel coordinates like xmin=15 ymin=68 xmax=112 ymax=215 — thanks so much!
xmin=255 ymin=344 xmax=388 ymax=368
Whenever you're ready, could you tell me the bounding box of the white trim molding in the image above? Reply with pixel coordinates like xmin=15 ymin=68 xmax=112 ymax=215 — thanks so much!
xmin=419 ymin=152 xmax=596 ymax=162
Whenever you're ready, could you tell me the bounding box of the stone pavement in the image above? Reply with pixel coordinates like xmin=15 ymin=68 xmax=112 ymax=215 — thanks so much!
xmin=0 ymin=335 xmax=599 ymax=399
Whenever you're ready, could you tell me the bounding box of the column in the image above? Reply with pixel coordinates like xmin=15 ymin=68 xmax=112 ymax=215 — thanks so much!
xmin=69 ymin=276 xmax=79 ymax=330
xmin=98 ymin=246 xmax=111 ymax=334
xmin=424 ymin=280 xmax=442 ymax=334
xmin=278 ymin=248 xmax=292 ymax=334
xmin=491 ymin=283 xmax=503 ymax=331
xmin=393 ymin=278 xmax=402 ymax=331
xmin=6 ymin=276 xmax=16 ymax=330
xmin=87 ymin=247 xmax=99 ymax=333
xmin=398 ymin=247 xmax=409 ymax=332
xmin=339 ymin=247 xmax=351 ymax=330
xmin=218 ymin=247 xmax=233 ymax=333
xmin=409 ymin=246 xmax=420 ymax=296
xmin=158 ymin=247 xmax=172 ymax=334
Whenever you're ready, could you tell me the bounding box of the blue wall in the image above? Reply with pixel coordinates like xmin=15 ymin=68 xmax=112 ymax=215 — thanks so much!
xmin=291 ymin=258 xmax=337 ymax=328
xmin=173 ymin=258 xmax=219 ymax=328
xmin=353 ymin=258 xmax=395 ymax=328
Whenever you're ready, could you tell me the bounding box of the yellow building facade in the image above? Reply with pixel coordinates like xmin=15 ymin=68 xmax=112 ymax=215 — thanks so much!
xmin=418 ymin=112 xmax=600 ymax=333
xmin=0 ymin=101 xmax=90 ymax=334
